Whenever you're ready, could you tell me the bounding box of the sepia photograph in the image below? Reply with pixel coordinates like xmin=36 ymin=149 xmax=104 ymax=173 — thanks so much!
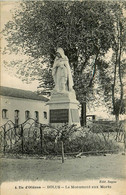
xmin=0 ymin=1 xmax=126 ymax=195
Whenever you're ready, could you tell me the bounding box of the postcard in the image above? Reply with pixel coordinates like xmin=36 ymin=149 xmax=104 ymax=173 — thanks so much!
xmin=0 ymin=1 xmax=126 ymax=195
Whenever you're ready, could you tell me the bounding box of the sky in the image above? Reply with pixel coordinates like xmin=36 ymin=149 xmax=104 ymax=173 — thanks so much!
xmin=1 ymin=2 xmax=39 ymax=91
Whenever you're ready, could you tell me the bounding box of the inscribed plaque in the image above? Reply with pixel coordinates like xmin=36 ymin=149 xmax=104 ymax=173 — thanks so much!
xmin=50 ymin=109 xmax=69 ymax=123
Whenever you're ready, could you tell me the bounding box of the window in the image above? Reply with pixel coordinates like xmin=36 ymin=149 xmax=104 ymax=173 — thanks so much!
xmin=44 ymin=111 xmax=47 ymax=119
xmin=35 ymin=111 xmax=39 ymax=122
xmin=14 ymin=110 xmax=19 ymax=126
xmin=2 ymin=109 xmax=8 ymax=119
xmin=25 ymin=110 xmax=30 ymax=120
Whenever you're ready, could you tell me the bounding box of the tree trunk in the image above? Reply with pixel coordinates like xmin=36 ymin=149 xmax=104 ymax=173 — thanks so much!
xmin=118 ymin=20 xmax=123 ymax=115
xmin=88 ymin=52 xmax=99 ymax=87
xmin=112 ymin=19 xmax=123 ymax=123
xmin=81 ymin=102 xmax=86 ymax=127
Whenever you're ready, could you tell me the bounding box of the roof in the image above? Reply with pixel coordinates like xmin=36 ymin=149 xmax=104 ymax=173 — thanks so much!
xmin=0 ymin=86 xmax=48 ymax=102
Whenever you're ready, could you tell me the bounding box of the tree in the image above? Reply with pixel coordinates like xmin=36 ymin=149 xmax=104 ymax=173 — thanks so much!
xmin=97 ymin=2 xmax=126 ymax=122
xmin=111 ymin=3 xmax=126 ymax=122
xmin=3 ymin=1 xmax=121 ymax=123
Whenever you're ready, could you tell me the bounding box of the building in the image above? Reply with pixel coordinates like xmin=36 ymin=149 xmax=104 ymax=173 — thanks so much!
xmin=0 ymin=86 xmax=49 ymax=126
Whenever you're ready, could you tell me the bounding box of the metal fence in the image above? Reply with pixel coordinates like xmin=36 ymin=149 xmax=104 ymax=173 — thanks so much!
xmin=0 ymin=119 xmax=48 ymax=154
xmin=0 ymin=118 xmax=125 ymax=155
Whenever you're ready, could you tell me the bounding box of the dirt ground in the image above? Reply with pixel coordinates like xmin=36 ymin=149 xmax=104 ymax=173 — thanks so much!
xmin=0 ymin=154 xmax=126 ymax=183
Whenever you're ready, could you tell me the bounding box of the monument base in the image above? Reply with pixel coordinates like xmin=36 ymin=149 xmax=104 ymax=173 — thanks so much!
xmin=47 ymin=91 xmax=80 ymax=127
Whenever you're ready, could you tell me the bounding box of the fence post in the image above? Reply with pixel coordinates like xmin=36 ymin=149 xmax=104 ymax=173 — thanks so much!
xmin=40 ymin=125 xmax=44 ymax=154
xmin=21 ymin=124 xmax=24 ymax=154
xmin=10 ymin=129 xmax=13 ymax=150
xmin=3 ymin=125 xmax=6 ymax=154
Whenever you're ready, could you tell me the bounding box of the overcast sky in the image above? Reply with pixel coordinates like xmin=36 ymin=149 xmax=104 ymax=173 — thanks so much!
xmin=1 ymin=2 xmax=39 ymax=91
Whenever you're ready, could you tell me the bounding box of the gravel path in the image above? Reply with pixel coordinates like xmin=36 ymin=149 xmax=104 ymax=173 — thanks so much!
xmin=0 ymin=154 xmax=126 ymax=183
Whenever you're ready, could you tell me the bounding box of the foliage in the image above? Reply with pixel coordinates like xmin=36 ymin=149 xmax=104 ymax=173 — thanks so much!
xmin=3 ymin=2 xmax=115 ymax=93
xmin=3 ymin=1 xmax=115 ymax=59
xmin=5 ymin=125 xmax=121 ymax=155
xmin=97 ymin=2 xmax=126 ymax=120
xmin=66 ymin=134 xmax=120 ymax=153
xmin=2 ymin=1 xmax=126 ymax=120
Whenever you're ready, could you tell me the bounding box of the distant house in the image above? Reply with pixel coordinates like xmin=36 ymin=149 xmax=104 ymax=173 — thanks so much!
xmin=0 ymin=86 xmax=49 ymax=126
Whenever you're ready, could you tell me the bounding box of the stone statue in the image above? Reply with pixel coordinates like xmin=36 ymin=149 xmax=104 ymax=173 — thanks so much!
xmin=52 ymin=48 xmax=74 ymax=93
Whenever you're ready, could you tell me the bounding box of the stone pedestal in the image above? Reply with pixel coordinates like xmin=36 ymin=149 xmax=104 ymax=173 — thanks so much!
xmin=47 ymin=90 xmax=80 ymax=127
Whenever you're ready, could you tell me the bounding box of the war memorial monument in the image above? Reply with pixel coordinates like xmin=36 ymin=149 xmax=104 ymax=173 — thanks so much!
xmin=47 ymin=48 xmax=80 ymax=126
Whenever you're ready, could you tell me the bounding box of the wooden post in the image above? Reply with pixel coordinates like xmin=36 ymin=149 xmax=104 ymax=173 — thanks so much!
xmin=61 ymin=141 xmax=64 ymax=163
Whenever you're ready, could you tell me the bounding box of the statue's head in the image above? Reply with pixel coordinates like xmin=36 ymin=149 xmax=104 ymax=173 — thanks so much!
xmin=56 ymin=48 xmax=65 ymax=58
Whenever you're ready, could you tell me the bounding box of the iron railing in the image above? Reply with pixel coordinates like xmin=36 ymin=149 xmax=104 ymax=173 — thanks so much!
xmin=0 ymin=119 xmax=125 ymax=155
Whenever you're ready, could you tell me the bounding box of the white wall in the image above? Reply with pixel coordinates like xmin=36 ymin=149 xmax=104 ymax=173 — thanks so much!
xmin=0 ymin=95 xmax=49 ymax=126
